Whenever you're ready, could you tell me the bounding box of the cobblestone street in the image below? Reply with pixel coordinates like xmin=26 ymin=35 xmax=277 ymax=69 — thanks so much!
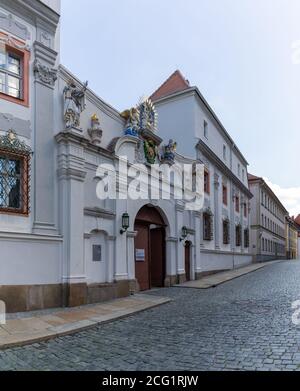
xmin=1 ymin=260 xmax=300 ymax=371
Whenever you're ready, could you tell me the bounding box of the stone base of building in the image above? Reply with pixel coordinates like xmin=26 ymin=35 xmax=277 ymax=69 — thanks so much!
xmin=0 ymin=284 xmax=63 ymax=313
xmin=61 ymin=280 xmax=137 ymax=309
xmin=1 ymin=280 xmax=137 ymax=314
xmin=164 ymin=275 xmax=180 ymax=287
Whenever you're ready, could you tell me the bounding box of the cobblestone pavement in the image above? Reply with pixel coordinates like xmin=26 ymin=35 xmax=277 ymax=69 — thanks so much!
xmin=1 ymin=260 xmax=300 ymax=371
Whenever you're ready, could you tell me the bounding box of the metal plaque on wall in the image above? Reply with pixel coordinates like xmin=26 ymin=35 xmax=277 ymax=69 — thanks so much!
xmin=93 ymin=245 xmax=102 ymax=262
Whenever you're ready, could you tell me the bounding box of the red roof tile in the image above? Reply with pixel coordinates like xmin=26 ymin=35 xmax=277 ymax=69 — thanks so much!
xmin=150 ymin=70 xmax=190 ymax=101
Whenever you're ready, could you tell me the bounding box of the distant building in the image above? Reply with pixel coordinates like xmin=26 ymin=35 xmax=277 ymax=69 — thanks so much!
xmin=248 ymin=174 xmax=287 ymax=262
xmin=286 ymin=216 xmax=298 ymax=259
xmin=294 ymin=215 xmax=300 ymax=259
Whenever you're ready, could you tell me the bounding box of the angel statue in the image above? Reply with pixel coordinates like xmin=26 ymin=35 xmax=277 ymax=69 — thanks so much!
xmin=120 ymin=107 xmax=140 ymax=137
xmin=63 ymin=80 xmax=88 ymax=129
xmin=162 ymin=139 xmax=177 ymax=163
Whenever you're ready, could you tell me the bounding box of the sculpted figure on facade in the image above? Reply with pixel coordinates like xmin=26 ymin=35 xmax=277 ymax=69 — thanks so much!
xmin=88 ymin=114 xmax=103 ymax=146
xmin=63 ymin=80 xmax=88 ymax=128
xmin=161 ymin=139 xmax=177 ymax=163
xmin=120 ymin=107 xmax=140 ymax=137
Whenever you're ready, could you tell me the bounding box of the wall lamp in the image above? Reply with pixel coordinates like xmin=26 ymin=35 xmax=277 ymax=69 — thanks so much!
xmin=180 ymin=226 xmax=188 ymax=242
xmin=120 ymin=212 xmax=130 ymax=235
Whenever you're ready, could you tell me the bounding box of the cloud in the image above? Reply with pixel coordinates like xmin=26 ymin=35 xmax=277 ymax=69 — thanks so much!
xmin=264 ymin=178 xmax=300 ymax=217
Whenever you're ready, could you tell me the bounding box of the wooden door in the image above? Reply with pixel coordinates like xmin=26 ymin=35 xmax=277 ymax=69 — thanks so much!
xmin=185 ymin=242 xmax=191 ymax=281
xmin=134 ymin=223 xmax=150 ymax=291
xmin=150 ymin=227 xmax=165 ymax=287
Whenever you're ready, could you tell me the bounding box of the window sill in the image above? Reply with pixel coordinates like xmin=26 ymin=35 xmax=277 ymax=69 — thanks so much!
xmin=0 ymin=92 xmax=29 ymax=107
xmin=0 ymin=208 xmax=29 ymax=217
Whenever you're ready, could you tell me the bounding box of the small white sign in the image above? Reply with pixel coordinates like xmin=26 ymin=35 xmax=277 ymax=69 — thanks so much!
xmin=136 ymin=249 xmax=145 ymax=262
xmin=0 ymin=300 xmax=6 ymax=325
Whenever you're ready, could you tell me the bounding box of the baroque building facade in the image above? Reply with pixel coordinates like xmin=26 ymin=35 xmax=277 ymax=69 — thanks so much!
xmin=0 ymin=0 xmax=253 ymax=313
xmin=248 ymin=174 xmax=287 ymax=262
xmin=151 ymin=71 xmax=253 ymax=273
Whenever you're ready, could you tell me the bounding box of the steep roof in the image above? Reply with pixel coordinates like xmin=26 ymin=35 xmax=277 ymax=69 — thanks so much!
xmin=294 ymin=214 xmax=300 ymax=226
xmin=248 ymin=173 xmax=262 ymax=181
xmin=150 ymin=70 xmax=190 ymax=101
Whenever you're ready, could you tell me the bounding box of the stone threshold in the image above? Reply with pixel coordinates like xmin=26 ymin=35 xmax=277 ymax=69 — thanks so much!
xmin=176 ymin=260 xmax=285 ymax=289
xmin=0 ymin=294 xmax=171 ymax=350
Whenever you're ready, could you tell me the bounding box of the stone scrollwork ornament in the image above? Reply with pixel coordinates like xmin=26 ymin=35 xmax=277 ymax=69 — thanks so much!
xmin=33 ymin=59 xmax=57 ymax=86
xmin=0 ymin=129 xmax=31 ymax=154
xmin=63 ymin=79 xmax=88 ymax=129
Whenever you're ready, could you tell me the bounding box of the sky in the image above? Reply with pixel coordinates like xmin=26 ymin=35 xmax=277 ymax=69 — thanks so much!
xmin=60 ymin=0 xmax=300 ymax=216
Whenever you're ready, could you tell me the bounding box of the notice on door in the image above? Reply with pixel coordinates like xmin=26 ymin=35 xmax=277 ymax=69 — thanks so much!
xmin=135 ymin=249 xmax=145 ymax=262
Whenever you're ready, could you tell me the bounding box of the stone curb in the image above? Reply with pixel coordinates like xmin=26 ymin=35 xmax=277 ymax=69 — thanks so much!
xmin=0 ymin=296 xmax=172 ymax=350
xmin=176 ymin=260 xmax=283 ymax=289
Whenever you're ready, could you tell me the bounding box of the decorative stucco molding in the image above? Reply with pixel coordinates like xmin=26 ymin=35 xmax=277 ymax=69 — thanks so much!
xmin=0 ymin=11 xmax=31 ymax=41
xmin=0 ymin=33 xmax=30 ymax=51
xmin=33 ymin=59 xmax=57 ymax=86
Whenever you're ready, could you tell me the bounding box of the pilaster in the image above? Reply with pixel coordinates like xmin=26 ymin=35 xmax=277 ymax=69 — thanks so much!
xmin=33 ymin=41 xmax=58 ymax=235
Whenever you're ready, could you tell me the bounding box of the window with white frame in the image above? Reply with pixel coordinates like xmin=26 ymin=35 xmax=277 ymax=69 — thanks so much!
xmin=0 ymin=45 xmax=23 ymax=99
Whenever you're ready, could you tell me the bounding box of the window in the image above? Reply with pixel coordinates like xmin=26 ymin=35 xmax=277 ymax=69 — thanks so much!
xmin=0 ymin=35 xmax=29 ymax=106
xmin=244 ymin=203 xmax=247 ymax=218
xmin=262 ymin=238 xmax=265 ymax=251
xmin=235 ymin=196 xmax=240 ymax=213
xmin=203 ymin=211 xmax=213 ymax=241
xmin=0 ymin=150 xmax=29 ymax=215
xmin=223 ymin=219 xmax=230 ymax=244
xmin=242 ymin=169 xmax=245 ymax=182
xmin=204 ymin=170 xmax=210 ymax=194
xmin=238 ymin=164 xmax=241 ymax=177
xmin=223 ymin=145 xmax=227 ymax=160
xmin=204 ymin=120 xmax=208 ymax=138
xmin=235 ymin=225 xmax=241 ymax=247
xmin=244 ymin=228 xmax=249 ymax=248
xmin=222 ymin=184 xmax=227 ymax=205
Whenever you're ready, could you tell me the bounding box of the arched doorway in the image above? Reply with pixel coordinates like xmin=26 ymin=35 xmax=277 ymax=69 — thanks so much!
xmin=134 ymin=205 xmax=166 ymax=291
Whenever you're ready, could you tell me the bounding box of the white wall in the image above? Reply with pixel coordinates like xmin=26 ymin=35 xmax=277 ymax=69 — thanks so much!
xmin=40 ymin=0 xmax=61 ymax=13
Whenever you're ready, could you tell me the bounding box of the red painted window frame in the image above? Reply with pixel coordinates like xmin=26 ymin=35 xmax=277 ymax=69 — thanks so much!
xmin=0 ymin=32 xmax=30 ymax=107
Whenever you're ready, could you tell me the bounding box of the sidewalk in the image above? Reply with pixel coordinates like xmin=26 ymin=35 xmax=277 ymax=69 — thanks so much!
xmin=0 ymin=293 xmax=170 ymax=350
xmin=177 ymin=260 xmax=283 ymax=289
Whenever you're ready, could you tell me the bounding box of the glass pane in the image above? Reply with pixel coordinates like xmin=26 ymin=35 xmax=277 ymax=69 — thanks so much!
xmin=0 ymin=155 xmax=22 ymax=209
xmin=8 ymin=54 xmax=20 ymax=75
xmin=7 ymin=75 xmax=20 ymax=98
xmin=0 ymin=72 xmax=5 ymax=93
